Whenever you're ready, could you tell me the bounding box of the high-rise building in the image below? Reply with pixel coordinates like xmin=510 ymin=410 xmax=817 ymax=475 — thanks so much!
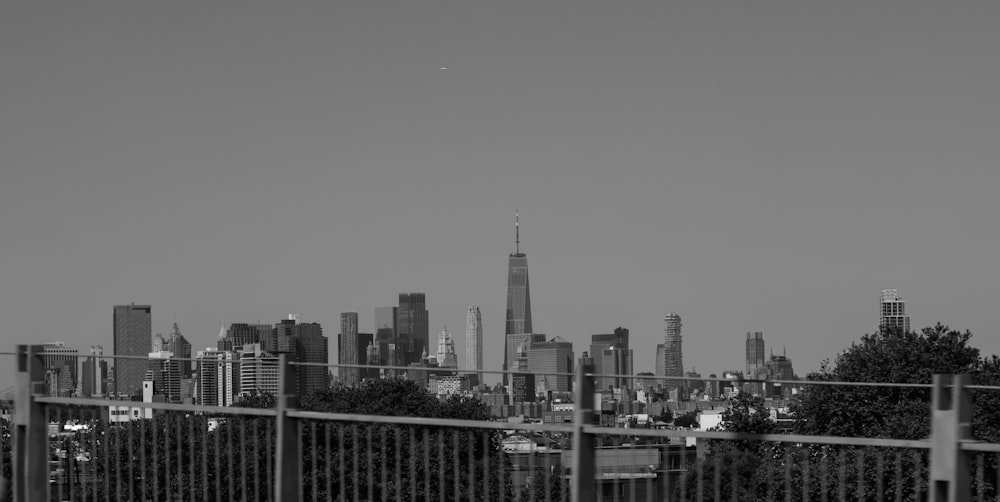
xmin=164 ymin=323 xmax=193 ymax=378
xmin=663 ymin=313 xmax=683 ymax=394
xmin=527 ymin=336 xmax=574 ymax=393
xmin=655 ymin=344 xmax=665 ymax=381
xmin=746 ymin=332 xmax=765 ymax=376
xmin=397 ymin=293 xmax=429 ymax=362
xmin=218 ymin=323 xmax=272 ymax=352
xmin=339 ymin=312 xmax=362 ymax=386
xmin=880 ymin=289 xmax=911 ymax=334
xmin=435 ymin=326 xmax=458 ymax=369
xmin=504 ymin=212 xmax=533 ymax=384
xmin=41 ymin=342 xmax=79 ymax=397
xmin=113 ymin=304 xmax=152 ymax=397
xmin=590 ymin=328 xmax=631 ymax=390
xmin=82 ymin=345 xmax=108 ymax=397
xmin=196 ymin=347 xmax=239 ymax=407
xmin=239 ymin=343 xmax=279 ymax=397
xmin=146 ymin=351 xmax=181 ymax=403
xmin=466 ymin=306 xmax=483 ymax=377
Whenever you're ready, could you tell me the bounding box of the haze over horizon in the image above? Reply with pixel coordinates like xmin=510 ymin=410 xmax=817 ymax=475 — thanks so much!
xmin=3 ymin=2 xmax=1000 ymax=390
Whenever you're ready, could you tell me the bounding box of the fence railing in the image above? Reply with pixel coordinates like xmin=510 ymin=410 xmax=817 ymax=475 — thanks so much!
xmin=3 ymin=345 xmax=998 ymax=501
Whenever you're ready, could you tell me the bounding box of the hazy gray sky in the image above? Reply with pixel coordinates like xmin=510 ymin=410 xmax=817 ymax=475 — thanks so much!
xmin=3 ymin=2 xmax=999 ymax=390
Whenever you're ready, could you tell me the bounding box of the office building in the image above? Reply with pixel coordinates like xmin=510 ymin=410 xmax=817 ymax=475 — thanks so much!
xmin=196 ymin=347 xmax=239 ymax=407
xmin=504 ymin=212 xmax=533 ymax=383
xmin=880 ymin=289 xmax=911 ymax=334
xmin=590 ymin=328 xmax=631 ymax=391
xmin=41 ymin=342 xmax=79 ymax=397
xmin=397 ymin=293 xmax=429 ymax=362
xmin=746 ymin=332 xmax=765 ymax=376
xmin=239 ymin=343 xmax=280 ymax=397
xmin=164 ymin=323 xmax=193 ymax=378
xmin=113 ymin=304 xmax=152 ymax=397
xmin=663 ymin=313 xmax=683 ymax=395
xmin=339 ymin=312 xmax=362 ymax=386
xmin=435 ymin=326 xmax=458 ymax=369
xmin=218 ymin=322 xmax=272 ymax=352
xmin=527 ymin=336 xmax=574 ymax=393
xmin=82 ymin=345 xmax=108 ymax=397
xmin=655 ymin=344 xmax=665 ymax=381
xmin=146 ymin=351 xmax=181 ymax=403
xmin=466 ymin=306 xmax=483 ymax=378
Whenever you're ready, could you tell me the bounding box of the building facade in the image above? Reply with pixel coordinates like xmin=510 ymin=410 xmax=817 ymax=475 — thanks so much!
xmin=590 ymin=328 xmax=631 ymax=391
xmin=663 ymin=313 xmax=684 ymax=395
xmin=526 ymin=336 xmax=574 ymax=393
xmin=82 ymin=345 xmax=108 ymax=397
xmin=880 ymin=289 xmax=911 ymax=334
xmin=504 ymin=212 xmax=533 ymax=383
xmin=466 ymin=306 xmax=483 ymax=378
xmin=113 ymin=304 xmax=152 ymax=397
xmin=397 ymin=293 xmax=429 ymax=362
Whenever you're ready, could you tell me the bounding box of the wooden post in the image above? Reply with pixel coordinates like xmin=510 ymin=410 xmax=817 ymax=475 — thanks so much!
xmin=572 ymin=362 xmax=597 ymax=502
xmin=13 ymin=345 xmax=47 ymax=502
xmin=929 ymin=374 xmax=972 ymax=502
xmin=274 ymin=354 xmax=301 ymax=502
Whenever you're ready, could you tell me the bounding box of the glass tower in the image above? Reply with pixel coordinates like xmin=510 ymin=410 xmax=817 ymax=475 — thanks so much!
xmin=113 ymin=304 xmax=152 ymax=397
xmin=504 ymin=212 xmax=533 ymax=383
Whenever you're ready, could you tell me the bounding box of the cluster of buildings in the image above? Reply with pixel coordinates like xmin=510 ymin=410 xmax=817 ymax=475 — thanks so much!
xmin=29 ymin=212 xmax=914 ymax=425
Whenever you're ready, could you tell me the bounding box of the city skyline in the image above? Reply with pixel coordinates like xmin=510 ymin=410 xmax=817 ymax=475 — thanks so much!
xmin=4 ymin=2 xmax=1000 ymax=391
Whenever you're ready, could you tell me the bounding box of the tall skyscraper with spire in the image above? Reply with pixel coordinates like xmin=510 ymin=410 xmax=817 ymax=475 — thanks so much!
xmin=504 ymin=211 xmax=534 ymax=385
xmin=466 ymin=306 xmax=483 ymax=377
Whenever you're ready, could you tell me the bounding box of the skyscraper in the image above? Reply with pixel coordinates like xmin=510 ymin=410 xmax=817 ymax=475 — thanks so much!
xmin=746 ymin=332 xmax=765 ymax=376
xmin=113 ymin=304 xmax=152 ymax=397
xmin=217 ymin=322 xmax=272 ymax=352
xmin=504 ymin=211 xmax=533 ymax=384
xmin=663 ymin=313 xmax=683 ymax=394
xmin=164 ymin=323 xmax=193 ymax=378
xmin=82 ymin=345 xmax=108 ymax=397
xmin=397 ymin=293 xmax=429 ymax=362
xmin=590 ymin=328 xmax=631 ymax=390
xmin=526 ymin=336 xmax=574 ymax=393
xmin=880 ymin=289 xmax=911 ymax=334
xmin=435 ymin=326 xmax=458 ymax=369
xmin=466 ymin=306 xmax=483 ymax=376
xmin=42 ymin=342 xmax=79 ymax=397
xmin=339 ymin=312 xmax=363 ymax=386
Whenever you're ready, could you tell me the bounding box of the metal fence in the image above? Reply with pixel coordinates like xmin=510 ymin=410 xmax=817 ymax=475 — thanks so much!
xmin=4 ymin=345 xmax=999 ymax=501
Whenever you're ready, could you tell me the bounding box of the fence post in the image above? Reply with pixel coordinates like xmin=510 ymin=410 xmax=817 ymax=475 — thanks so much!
xmin=13 ymin=345 xmax=47 ymax=502
xmin=274 ymin=354 xmax=301 ymax=502
xmin=571 ymin=362 xmax=596 ymax=502
xmin=929 ymin=374 xmax=971 ymax=502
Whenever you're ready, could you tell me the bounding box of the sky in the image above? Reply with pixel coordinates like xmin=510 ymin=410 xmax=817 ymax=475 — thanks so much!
xmin=2 ymin=2 xmax=999 ymax=392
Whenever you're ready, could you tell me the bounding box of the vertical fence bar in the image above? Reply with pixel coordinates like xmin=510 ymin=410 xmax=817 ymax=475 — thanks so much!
xmin=14 ymin=345 xmax=48 ymax=502
xmin=274 ymin=354 xmax=301 ymax=502
xmin=571 ymin=363 xmax=596 ymax=502
xmin=930 ymin=374 xmax=972 ymax=502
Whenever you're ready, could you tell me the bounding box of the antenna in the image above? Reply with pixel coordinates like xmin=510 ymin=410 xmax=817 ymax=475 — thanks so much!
xmin=515 ymin=209 xmax=520 ymax=254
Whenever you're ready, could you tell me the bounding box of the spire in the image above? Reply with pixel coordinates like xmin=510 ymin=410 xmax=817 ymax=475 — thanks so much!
xmin=515 ymin=209 xmax=520 ymax=255
xmin=217 ymin=321 xmax=227 ymax=340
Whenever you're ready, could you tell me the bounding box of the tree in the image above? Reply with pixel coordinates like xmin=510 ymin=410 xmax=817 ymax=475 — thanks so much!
xmin=673 ymin=410 xmax=699 ymax=429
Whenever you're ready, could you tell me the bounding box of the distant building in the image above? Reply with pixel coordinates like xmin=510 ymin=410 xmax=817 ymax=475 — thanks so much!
xmin=746 ymin=332 xmax=765 ymax=376
xmin=273 ymin=315 xmax=328 ymax=396
xmin=164 ymin=323 xmax=193 ymax=378
xmin=196 ymin=347 xmax=239 ymax=407
xmin=397 ymin=293 xmax=429 ymax=363
xmin=217 ymin=322 xmax=271 ymax=352
xmin=113 ymin=304 xmax=152 ymax=397
xmin=239 ymin=343 xmax=279 ymax=397
xmin=339 ymin=312 xmax=362 ymax=386
xmin=504 ymin=211 xmax=533 ymax=385
xmin=663 ymin=313 xmax=684 ymax=395
xmin=880 ymin=289 xmax=911 ymax=334
xmin=590 ymin=328 xmax=631 ymax=391
xmin=41 ymin=342 xmax=79 ymax=397
xmin=82 ymin=345 xmax=108 ymax=397
xmin=505 ymin=333 xmax=546 ymax=385
xmin=527 ymin=336 xmax=574 ymax=393
xmin=466 ymin=306 xmax=483 ymax=379
xmin=146 ymin=351 xmax=181 ymax=403
xmin=435 ymin=326 xmax=458 ymax=369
